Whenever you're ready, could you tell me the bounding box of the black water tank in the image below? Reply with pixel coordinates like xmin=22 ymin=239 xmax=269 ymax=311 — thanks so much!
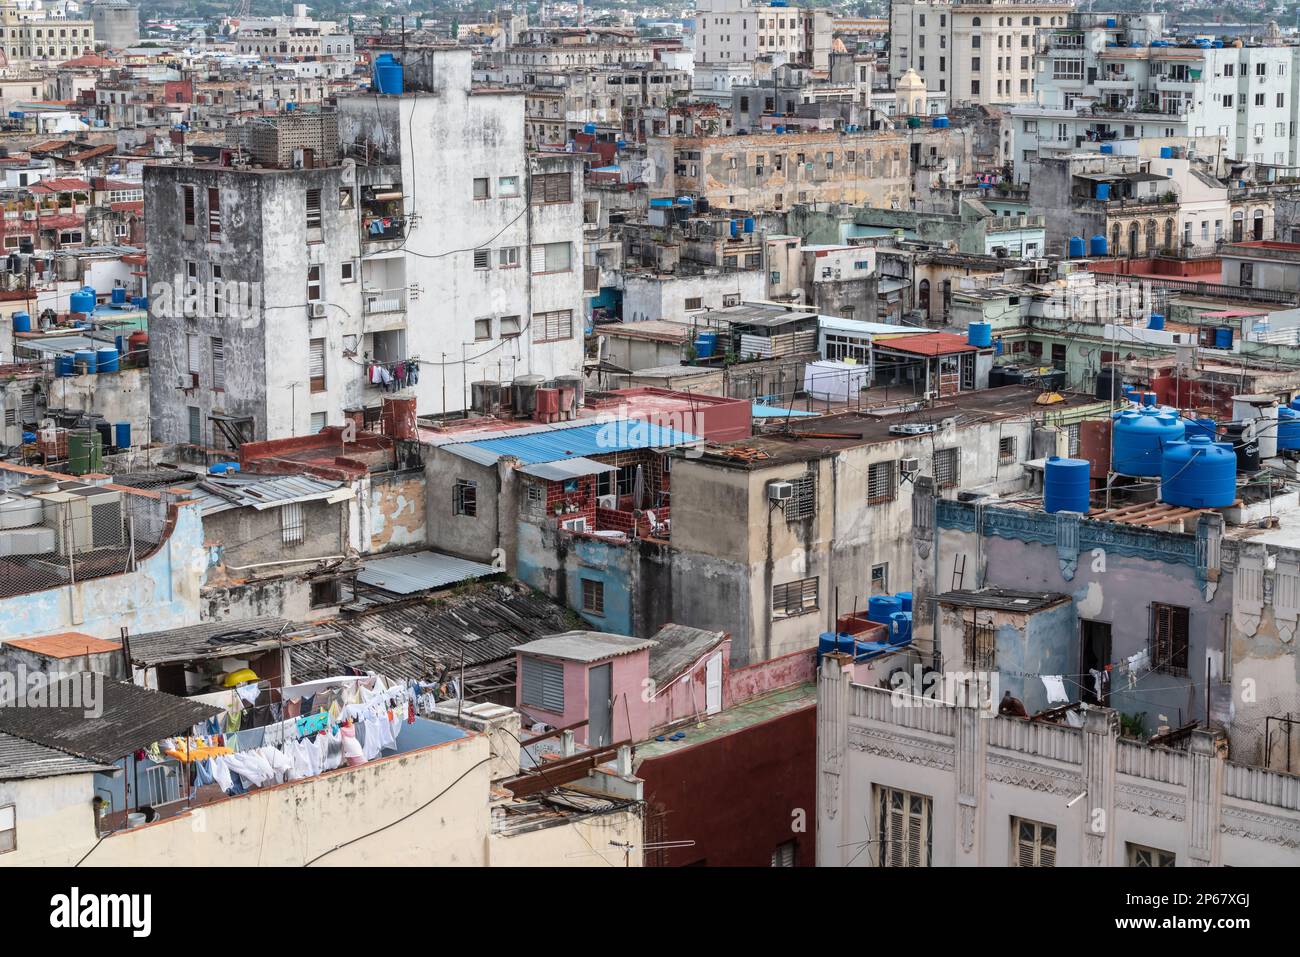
xmin=988 ymin=367 xmax=1006 ymax=387
xmin=1221 ymin=422 xmax=1260 ymax=473
xmin=1095 ymin=367 xmax=1118 ymax=401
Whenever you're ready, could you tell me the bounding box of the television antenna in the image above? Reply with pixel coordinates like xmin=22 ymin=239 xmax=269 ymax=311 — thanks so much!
xmin=565 ymin=839 xmax=697 ymax=867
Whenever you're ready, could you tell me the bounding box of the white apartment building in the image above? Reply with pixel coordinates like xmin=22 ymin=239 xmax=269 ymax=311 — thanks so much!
xmin=0 ymin=0 xmax=94 ymax=64
xmin=889 ymin=0 xmax=1076 ymax=106
xmin=1012 ymin=12 xmax=1300 ymax=170
xmin=337 ymin=47 xmax=585 ymax=418
xmin=695 ymin=0 xmax=830 ymax=69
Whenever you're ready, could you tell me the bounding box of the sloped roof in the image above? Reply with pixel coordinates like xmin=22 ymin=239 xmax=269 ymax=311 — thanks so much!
xmin=5 ymin=632 xmax=122 ymax=659
xmin=514 ymin=631 xmax=657 ymax=663
xmin=874 ymin=332 xmax=978 ymax=356
xmin=0 ymin=732 xmax=113 ymax=781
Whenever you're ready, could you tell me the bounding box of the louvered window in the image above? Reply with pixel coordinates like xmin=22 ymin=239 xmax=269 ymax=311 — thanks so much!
xmin=772 ymin=577 xmax=818 ymax=617
xmin=531 ymin=172 xmax=571 ymax=204
xmin=309 ymin=338 xmax=325 ymax=393
xmin=211 ymin=337 xmax=225 ymax=392
xmin=535 ymin=309 xmax=573 ymax=343
xmin=183 ymin=185 xmax=196 ymax=226
xmin=305 ymin=188 xmax=322 ymax=229
xmin=878 ymin=787 xmax=932 ymax=867
xmin=207 ymin=187 xmax=221 ymax=240
xmin=520 ymin=656 xmax=565 ymax=712
xmin=785 ymin=473 xmax=816 ymax=521
xmin=531 ymin=242 xmax=571 ymax=274
xmin=1014 ymin=818 xmax=1056 ymax=867
xmin=1150 ymin=603 xmax=1189 ymax=675
xmin=281 ymin=502 xmax=305 ymax=545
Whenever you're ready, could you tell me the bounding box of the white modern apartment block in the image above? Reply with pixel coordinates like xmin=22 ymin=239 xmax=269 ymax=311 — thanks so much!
xmin=1012 ymin=12 xmax=1300 ymax=169
xmin=889 ymin=0 xmax=1076 ymax=106
xmin=694 ymin=0 xmax=830 ymax=69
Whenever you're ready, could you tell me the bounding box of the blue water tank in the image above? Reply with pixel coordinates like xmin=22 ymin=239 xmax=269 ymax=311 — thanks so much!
xmin=1148 ymin=312 xmax=1165 ymax=330
xmin=73 ymin=349 xmax=97 ymax=374
xmin=372 ymin=53 xmax=403 ymax=95
xmin=1100 ymin=143 xmax=1114 ymax=154
xmin=96 ymin=346 xmax=119 ymax=373
xmin=868 ymin=595 xmax=903 ymax=625
xmin=933 ymin=116 xmax=949 ymax=128
xmin=12 ymin=311 xmax=30 ymax=332
xmin=1106 ymin=16 xmax=1117 ymax=26
xmin=583 ymin=122 xmax=596 ymax=135
xmin=1141 ymin=392 xmax=1158 ymax=407
xmin=896 ymin=591 xmax=913 ymax=612
xmin=1095 ymin=183 xmax=1111 ymax=201
xmin=1212 ymin=39 xmax=1224 ymax=48
xmin=743 ymin=216 xmax=755 ymax=233
xmin=1215 ymin=326 xmax=1232 ymax=349
xmin=1186 ymin=418 xmax=1217 ymax=442
xmin=114 ymin=422 xmax=131 ymax=450
xmin=967 ymin=321 xmax=993 ymax=347
xmin=209 ymin=461 xmax=241 ymax=475
xmin=729 ymin=219 xmax=739 ymax=238
xmin=111 ymin=287 xmax=126 ymax=305
xmin=1160 ymin=146 xmax=1173 ymax=159
xmin=1089 ymin=234 xmax=1108 ymax=256
xmin=1279 ymin=407 xmax=1300 ymax=451
xmin=55 ymin=354 xmax=75 ymax=377
xmin=1113 ymin=408 xmax=1185 ymax=476
xmin=888 ymin=612 xmax=912 ymax=645
xmin=694 ymin=335 xmax=715 ymax=358
xmin=1044 ymin=456 xmax=1091 ymax=514
xmin=1161 ymin=436 xmax=1237 ymax=508
xmin=1068 ymin=236 xmax=1086 ymax=258
xmin=774 ymin=125 xmax=785 ymax=134
xmin=69 ymin=289 xmax=95 ymax=315
xmin=818 ymin=632 xmax=838 ymax=657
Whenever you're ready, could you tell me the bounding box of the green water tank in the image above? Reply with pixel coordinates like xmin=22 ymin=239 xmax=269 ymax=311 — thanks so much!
xmin=68 ymin=431 xmax=103 ymax=475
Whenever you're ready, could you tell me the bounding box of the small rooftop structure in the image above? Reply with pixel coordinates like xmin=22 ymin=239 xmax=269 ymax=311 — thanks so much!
xmin=934 ymin=587 xmax=1071 ymax=613
xmin=514 ymin=631 xmax=658 ymax=663
xmin=355 ymin=549 xmax=501 ymax=596
xmin=4 ymin=632 xmax=122 ymax=659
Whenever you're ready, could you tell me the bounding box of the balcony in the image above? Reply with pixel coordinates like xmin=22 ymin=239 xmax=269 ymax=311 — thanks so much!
xmin=1095 ymin=72 xmax=1136 ymax=89
xmin=363 ymin=287 xmax=407 ymax=331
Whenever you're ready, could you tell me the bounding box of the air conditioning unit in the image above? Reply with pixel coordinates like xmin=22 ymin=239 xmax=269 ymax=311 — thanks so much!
xmin=309 ymin=302 xmax=326 ymax=318
xmin=889 ymin=422 xmax=938 ymax=436
xmin=22 ymin=210 xmax=36 ymax=221
xmin=768 ymin=480 xmax=794 ymax=503
xmin=900 ymin=456 xmax=920 ymax=477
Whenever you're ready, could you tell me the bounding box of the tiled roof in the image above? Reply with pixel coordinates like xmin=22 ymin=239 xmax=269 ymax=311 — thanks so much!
xmin=0 ymin=732 xmax=113 ymax=781
xmin=873 ymin=332 xmax=979 ymax=356
xmin=4 ymin=632 xmax=122 ymax=659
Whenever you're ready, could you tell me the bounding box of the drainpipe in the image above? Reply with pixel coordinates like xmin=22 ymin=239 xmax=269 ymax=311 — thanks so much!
xmin=223 ymin=554 xmax=345 ymax=571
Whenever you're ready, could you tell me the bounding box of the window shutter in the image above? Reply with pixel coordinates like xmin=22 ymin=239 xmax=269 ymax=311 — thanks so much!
xmin=309 ymin=339 xmax=325 ymax=377
xmin=211 ymin=337 xmax=225 ymax=391
xmin=530 ymin=244 xmax=546 ymax=273
xmin=186 ymin=334 xmax=200 ymax=373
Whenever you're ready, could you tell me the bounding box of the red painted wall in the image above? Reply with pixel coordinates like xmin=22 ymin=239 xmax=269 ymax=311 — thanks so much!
xmin=637 ymin=702 xmax=816 ymax=867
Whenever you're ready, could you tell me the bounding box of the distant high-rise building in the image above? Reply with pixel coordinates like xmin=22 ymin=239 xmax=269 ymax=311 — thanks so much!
xmin=89 ymin=0 xmax=139 ymax=50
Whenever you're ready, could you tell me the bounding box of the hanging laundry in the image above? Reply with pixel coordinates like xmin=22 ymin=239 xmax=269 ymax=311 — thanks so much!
xmin=1041 ymin=675 xmax=1069 ymax=704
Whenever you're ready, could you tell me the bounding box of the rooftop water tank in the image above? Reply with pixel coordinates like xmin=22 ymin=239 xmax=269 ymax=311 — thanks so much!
xmin=1100 ymin=143 xmax=1113 ymax=154
xmin=1277 ymin=407 xmax=1300 ymax=451
xmin=1089 ymin=234 xmax=1108 ymax=256
xmin=73 ymin=349 xmax=97 ymax=375
xmin=868 ymin=595 xmax=902 ymax=625
xmin=743 ymin=216 xmax=755 ymax=233
xmin=888 ymin=611 xmax=912 ymax=645
xmin=1160 ymin=436 xmax=1237 ymax=508
xmin=1215 ymin=327 xmax=1232 ymax=349
xmin=896 ymin=591 xmax=913 ymax=612
xmin=111 ymin=287 xmax=126 ymax=305
xmin=932 ymin=116 xmax=949 ymax=128
xmin=1095 ymin=183 xmax=1111 ymax=201
xmin=1147 ymin=312 xmax=1165 ymax=330
xmin=372 ymin=53 xmax=403 ymax=95
xmin=69 ymin=288 xmax=95 ymax=315
xmin=967 ymin=321 xmax=992 ymax=348
xmin=12 ymin=311 xmax=30 ymax=333
xmin=95 ymin=346 xmax=119 ymax=374
xmin=1113 ymin=407 xmax=1185 ymax=476
xmin=1044 ymin=456 xmax=1091 ymax=514
xmin=1160 ymin=146 xmax=1173 ymax=159
xmin=1068 ymin=236 xmax=1086 ymax=258
xmin=1219 ymin=422 xmax=1260 ymax=473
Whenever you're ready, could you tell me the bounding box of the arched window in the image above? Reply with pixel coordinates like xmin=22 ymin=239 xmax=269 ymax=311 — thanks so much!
xmin=1253 ymin=209 xmax=1266 ymax=240
xmin=1164 ymin=218 xmax=1174 ymax=250
xmin=1112 ymin=223 xmax=1121 ymax=254
xmin=918 ymin=279 xmax=931 ymax=318
xmin=972 ymin=17 xmax=981 ymax=26
xmin=1232 ymin=210 xmax=1244 ymax=242
xmin=1129 ymin=225 xmax=1139 ymax=253
xmin=1145 ymin=220 xmax=1156 ymax=252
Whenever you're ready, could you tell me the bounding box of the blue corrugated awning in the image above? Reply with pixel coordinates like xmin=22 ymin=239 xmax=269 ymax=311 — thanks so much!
xmin=443 ymin=421 xmax=700 ymax=466
xmin=750 ymin=403 xmax=820 ymax=418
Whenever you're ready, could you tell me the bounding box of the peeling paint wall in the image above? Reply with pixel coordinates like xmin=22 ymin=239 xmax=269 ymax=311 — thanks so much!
xmin=368 ymin=469 xmax=426 ymax=552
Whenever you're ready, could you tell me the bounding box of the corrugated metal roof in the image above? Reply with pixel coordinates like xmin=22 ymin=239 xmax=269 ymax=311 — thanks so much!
xmin=185 ymin=473 xmax=349 ymax=515
xmin=0 ymin=677 xmax=223 ymax=764
xmin=513 ymin=631 xmax=658 ymax=663
xmin=648 ymin=625 xmax=727 ymax=685
xmin=128 ymin=617 xmax=333 ymax=667
xmin=0 ymin=732 xmax=113 ymax=781
xmin=289 ymin=583 xmax=575 ymax=683
xmin=357 ymin=550 xmax=500 ymax=596
xmin=443 ymin=421 xmax=700 ymax=466
xmin=518 ymin=457 xmax=618 ymax=481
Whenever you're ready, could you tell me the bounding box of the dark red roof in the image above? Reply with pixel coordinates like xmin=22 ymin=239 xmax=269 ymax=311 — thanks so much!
xmin=874 ymin=332 xmax=979 ymax=356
